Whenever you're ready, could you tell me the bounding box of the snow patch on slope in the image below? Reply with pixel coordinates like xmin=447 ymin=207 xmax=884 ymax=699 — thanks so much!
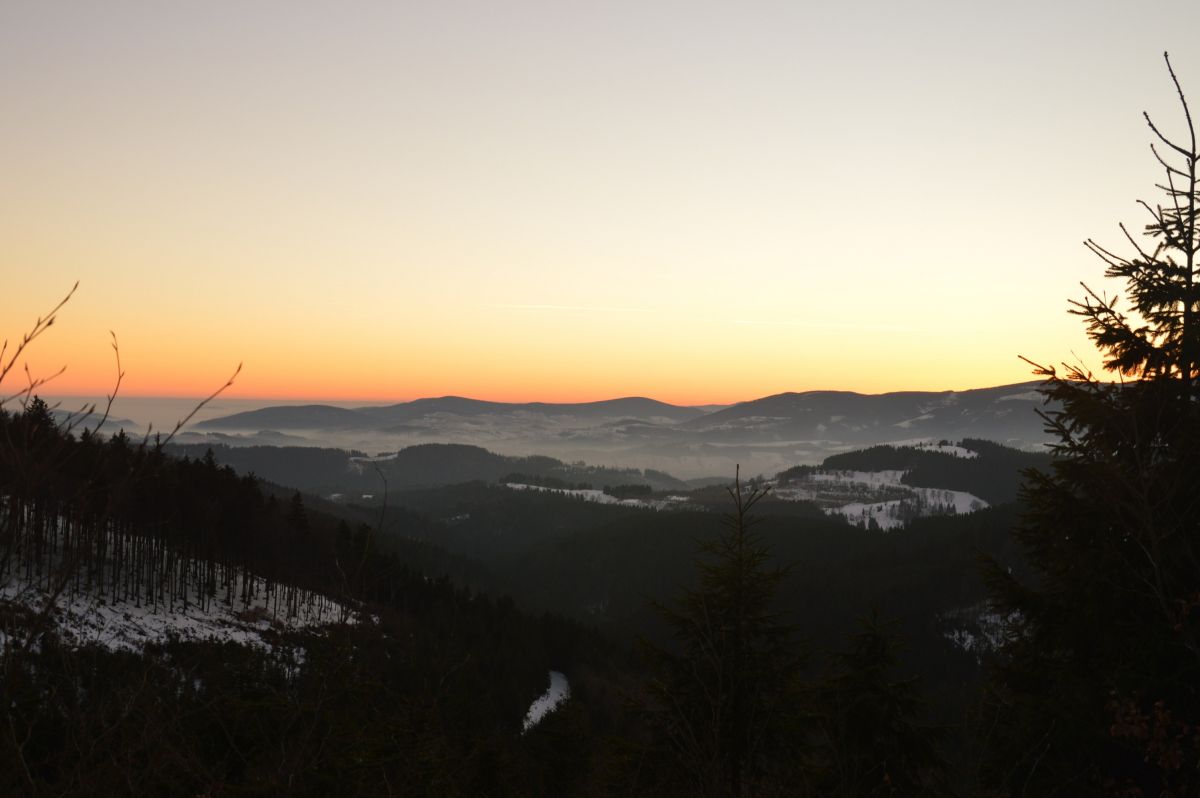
xmin=778 ymin=469 xmax=988 ymax=530
xmin=912 ymin=442 xmax=978 ymax=459
xmin=2 ymin=572 xmax=356 ymax=654
xmin=523 ymin=670 xmax=571 ymax=732
xmin=504 ymin=483 xmax=691 ymax=510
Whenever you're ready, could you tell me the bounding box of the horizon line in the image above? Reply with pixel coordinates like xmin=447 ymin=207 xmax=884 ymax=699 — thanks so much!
xmin=38 ymin=378 xmax=1046 ymax=407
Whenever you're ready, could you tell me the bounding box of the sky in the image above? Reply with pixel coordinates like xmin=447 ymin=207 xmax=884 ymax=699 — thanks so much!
xmin=3 ymin=1 xmax=1200 ymax=405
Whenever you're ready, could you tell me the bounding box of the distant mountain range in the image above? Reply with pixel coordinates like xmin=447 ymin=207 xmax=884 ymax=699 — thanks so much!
xmin=195 ymin=396 xmax=710 ymax=431
xmin=681 ymin=383 xmax=1049 ymax=444
xmin=186 ymin=383 xmax=1055 ymax=479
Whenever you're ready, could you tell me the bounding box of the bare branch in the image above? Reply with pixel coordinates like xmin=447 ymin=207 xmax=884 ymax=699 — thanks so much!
xmin=89 ymin=331 xmax=126 ymax=438
xmin=0 ymin=281 xmax=78 ymax=404
xmin=1145 ymin=111 xmax=1193 ymax=160
xmin=1150 ymin=142 xmax=1190 ymax=179
xmin=2 ymin=364 xmax=67 ymax=408
xmin=146 ymin=362 xmax=243 ymax=448
xmin=1163 ymin=51 xmax=1197 ymax=159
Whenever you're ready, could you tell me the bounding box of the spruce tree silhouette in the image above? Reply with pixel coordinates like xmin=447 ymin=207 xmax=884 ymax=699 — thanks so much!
xmin=638 ymin=469 xmax=805 ymax=797
xmin=812 ymin=613 xmax=948 ymax=797
xmin=982 ymin=52 xmax=1200 ymax=797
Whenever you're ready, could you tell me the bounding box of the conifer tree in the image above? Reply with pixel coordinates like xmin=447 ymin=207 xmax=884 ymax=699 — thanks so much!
xmin=639 ymin=471 xmax=805 ymax=797
xmin=287 ymin=490 xmax=310 ymax=537
xmin=983 ymin=53 xmax=1200 ymax=797
xmin=812 ymin=614 xmax=947 ymax=798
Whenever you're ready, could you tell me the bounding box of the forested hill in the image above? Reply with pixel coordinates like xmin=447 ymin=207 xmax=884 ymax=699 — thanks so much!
xmin=0 ymin=401 xmax=534 ymax=627
xmin=1 ymin=400 xmax=628 ymax=795
xmin=195 ymin=395 xmax=710 ymax=430
xmin=781 ymin=438 xmax=1052 ymax=505
xmin=167 ymin=441 xmax=691 ymax=493
xmin=0 ymin=400 xmax=1074 ymax=795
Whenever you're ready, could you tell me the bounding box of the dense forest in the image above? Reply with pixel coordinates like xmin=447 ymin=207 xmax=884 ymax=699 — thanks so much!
xmin=165 ymin=441 xmax=693 ymax=495
xmin=778 ymin=439 xmax=1053 ymax=505
xmin=5 ymin=394 xmax=989 ymax=795
xmin=0 ymin=398 xmax=624 ymax=795
xmin=0 ymin=387 xmax=1108 ymax=795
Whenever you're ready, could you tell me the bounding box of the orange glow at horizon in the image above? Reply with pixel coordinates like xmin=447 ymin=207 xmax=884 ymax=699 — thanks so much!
xmin=1 ymin=3 xmax=1189 ymax=407
xmin=7 ymin=282 xmax=1089 ymax=407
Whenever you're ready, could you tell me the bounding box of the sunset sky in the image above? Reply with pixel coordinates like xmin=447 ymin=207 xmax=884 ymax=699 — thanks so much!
xmin=4 ymin=1 xmax=1200 ymax=405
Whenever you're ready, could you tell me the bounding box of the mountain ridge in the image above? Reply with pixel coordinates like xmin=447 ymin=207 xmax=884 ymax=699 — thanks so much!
xmin=197 ymin=394 xmax=713 ymax=430
xmin=185 ymin=381 xmax=1056 ymax=478
xmin=198 ymin=383 xmax=1048 ymax=431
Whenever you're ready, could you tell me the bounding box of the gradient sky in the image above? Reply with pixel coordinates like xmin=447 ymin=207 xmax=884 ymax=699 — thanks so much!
xmin=3 ymin=1 xmax=1199 ymax=404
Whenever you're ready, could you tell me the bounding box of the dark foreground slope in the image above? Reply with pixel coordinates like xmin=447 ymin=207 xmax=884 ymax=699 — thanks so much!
xmin=0 ymin=401 xmax=629 ymax=796
xmin=4 ymin=399 xmax=1050 ymax=795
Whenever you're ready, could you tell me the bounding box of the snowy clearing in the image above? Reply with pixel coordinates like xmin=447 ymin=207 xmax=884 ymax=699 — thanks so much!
xmin=2 ymin=557 xmax=358 ymax=654
xmin=810 ymin=469 xmax=908 ymax=487
xmin=776 ymin=468 xmax=987 ymax=530
xmin=911 ymin=442 xmax=979 ymax=459
xmin=504 ymin=483 xmax=688 ymax=510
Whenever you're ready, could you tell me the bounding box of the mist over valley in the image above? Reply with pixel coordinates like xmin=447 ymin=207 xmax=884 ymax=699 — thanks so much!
xmin=140 ymin=380 xmax=1057 ymax=480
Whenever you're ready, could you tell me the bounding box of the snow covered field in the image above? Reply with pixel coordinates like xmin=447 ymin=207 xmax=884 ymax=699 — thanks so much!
xmin=910 ymin=442 xmax=979 ymax=459
xmin=776 ymin=468 xmax=987 ymax=530
xmin=810 ymin=469 xmax=909 ymax=487
xmin=505 ymin=483 xmax=691 ymax=510
xmin=507 ymin=464 xmax=988 ymax=531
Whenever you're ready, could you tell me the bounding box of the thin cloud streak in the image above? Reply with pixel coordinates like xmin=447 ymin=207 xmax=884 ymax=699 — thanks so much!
xmin=483 ymin=303 xmax=654 ymax=313
xmin=732 ymin=319 xmax=915 ymax=333
xmin=484 ymin=305 xmax=915 ymax=331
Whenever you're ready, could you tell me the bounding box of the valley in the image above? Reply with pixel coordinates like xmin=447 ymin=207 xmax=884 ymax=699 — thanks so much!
xmin=138 ymin=381 xmax=1057 ymax=479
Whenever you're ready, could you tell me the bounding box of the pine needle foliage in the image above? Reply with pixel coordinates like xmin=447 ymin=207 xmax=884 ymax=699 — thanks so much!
xmin=1078 ymin=54 xmax=1200 ymax=393
xmin=639 ymin=471 xmax=805 ymax=797
xmin=812 ymin=613 xmax=949 ymax=798
xmin=982 ymin=53 xmax=1200 ymax=798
